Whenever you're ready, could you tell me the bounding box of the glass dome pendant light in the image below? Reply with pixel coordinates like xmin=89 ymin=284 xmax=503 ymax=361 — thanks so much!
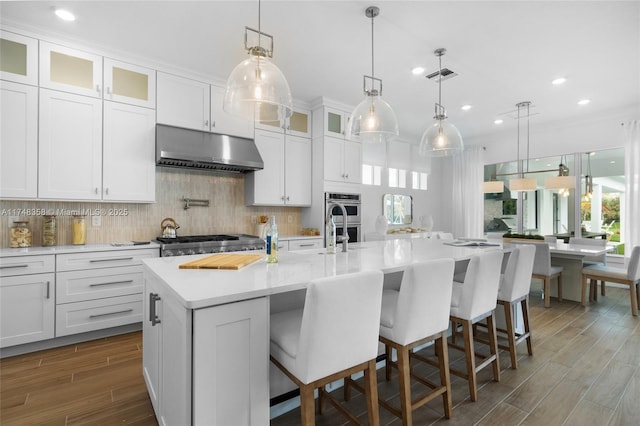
xmin=419 ymin=48 xmax=463 ymax=157
xmin=223 ymin=0 xmax=293 ymax=125
xmin=346 ymin=6 xmax=399 ymax=144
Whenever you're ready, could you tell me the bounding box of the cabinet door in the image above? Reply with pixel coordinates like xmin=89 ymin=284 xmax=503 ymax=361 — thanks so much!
xmin=0 ymin=273 xmax=55 ymax=348
xmin=245 ymin=129 xmax=285 ymax=205
xmin=343 ymin=139 xmax=362 ymax=183
xmin=104 ymin=58 xmax=156 ymax=108
xmin=284 ymin=135 xmax=311 ymax=206
xmin=156 ymin=72 xmax=210 ymax=131
xmin=103 ymin=101 xmax=156 ymax=202
xmin=286 ymin=108 xmax=311 ymax=138
xmin=210 ymin=85 xmax=253 ymax=138
xmin=39 ymin=41 xmax=102 ymax=98
xmin=255 ymin=103 xmax=285 ymax=133
xmin=143 ymin=276 xmax=162 ymax=414
xmin=324 ymin=107 xmax=346 ymax=138
xmin=0 ymin=30 xmax=38 ymax=85
xmin=0 ymin=81 xmax=38 ymax=198
xmin=39 ymin=89 xmax=102 ymax=200
xmin=323 ymin=136 xmax=345 ymax=182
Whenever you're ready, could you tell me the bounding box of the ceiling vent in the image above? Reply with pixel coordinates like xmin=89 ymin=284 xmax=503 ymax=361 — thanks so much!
xmin=426 ymin=67 xmax=458 ymax=82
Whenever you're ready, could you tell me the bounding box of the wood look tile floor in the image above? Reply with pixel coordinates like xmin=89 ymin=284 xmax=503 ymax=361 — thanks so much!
xmin=1 ymin=287 xmax=639 ymax=425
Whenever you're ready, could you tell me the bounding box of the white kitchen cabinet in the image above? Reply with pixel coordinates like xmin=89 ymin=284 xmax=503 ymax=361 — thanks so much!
xmin=156 ymin=72 xmax=210 ymax=131
xmin=288 ymin=238 xmax=323 ymax=251
xmin=245 ymin=129 xmax=311 ymax=206
xmin=256 ymin=104 xmax=312 ymax=138
xmin=0 ymin=81 xmax=38 ymax=198
xmin=143 ymin=270 xmax=192 ymax=426
xmin=323 ymin=106 xmax=354 ymax=139
xmin=104 ymin=58 xmax=156 ymax=108
xmin=103 ymin=101 xmax=156 ymax=202
xmin=38 ymin=89 xmax=102 ymax=200
xmin=323 ymin=136 xmax=362 ymax=183
xmin=0 ymin=30 xmax=38 ymax=86
xmin=39 ymin=41 xmax=102 ymax=98
xmin=0 ymin=255 xmax=55 ymax=348
xmin=210 ymin=84 xmax=253 ymax=138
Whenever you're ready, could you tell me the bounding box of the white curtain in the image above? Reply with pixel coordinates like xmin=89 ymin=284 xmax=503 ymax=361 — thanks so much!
xmin=624 ymin=120 xmax=640 ymax=254
xmin=452 ymin=146 xmax=485 ymax=238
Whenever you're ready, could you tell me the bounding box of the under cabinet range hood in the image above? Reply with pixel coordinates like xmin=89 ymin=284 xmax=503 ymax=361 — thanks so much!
xmin=156 ymin=124 xmax=263 ymax=173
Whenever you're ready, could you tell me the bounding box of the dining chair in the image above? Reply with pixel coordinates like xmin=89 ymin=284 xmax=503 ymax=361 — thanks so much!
xmin=582 ymin=245 xmax=640 ymax=317
xmin=372 ymin=258 xmax=455 ymax=424
xmin=569 ymin=237 xmax=607 ymax=299
xmin=522 ymin=242 xmax=563 ymax=308
xmin=270 ymin=270 xmax=384 ymax=426
xmin=449 ymin=250 xmax=503 ymax=401
xmin=496 ymin=245 xmax=536 ymax=369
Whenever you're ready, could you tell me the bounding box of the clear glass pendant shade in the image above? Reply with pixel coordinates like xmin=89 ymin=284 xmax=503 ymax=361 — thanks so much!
xmin=347 ymin=94 xmax=399 ymax=143
xmin=419 ymin=120 xmax=464 ymax=157
xmin=223 ymin=53 xmax=293 ymax=123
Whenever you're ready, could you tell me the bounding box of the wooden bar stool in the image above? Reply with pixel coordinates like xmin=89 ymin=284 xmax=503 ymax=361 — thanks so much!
xmin=527 ymin=242 xmax=564 ymax=308
xmin=449 ymin=251 xmax=503 ymax=401
xmin=270 ymin=270 xmax=384 ymax=426
xmin=348 ymin=259 xmax=455 ymax=425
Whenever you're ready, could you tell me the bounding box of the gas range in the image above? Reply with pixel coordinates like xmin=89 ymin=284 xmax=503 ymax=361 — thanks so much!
xmin=156 ymin=234 xmax=265 ymax=257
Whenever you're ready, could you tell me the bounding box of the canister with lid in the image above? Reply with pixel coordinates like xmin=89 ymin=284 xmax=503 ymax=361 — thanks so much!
xmin=10 ymin=221 xmax=32 ymax=248
xmin=72 ymin=215 xmax=86 ymax=245
xmin=42 ymin=215 xmax=57 ymax=246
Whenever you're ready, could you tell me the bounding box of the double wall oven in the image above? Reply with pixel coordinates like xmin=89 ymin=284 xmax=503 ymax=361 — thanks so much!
xmin=325 ymin=192 xmax=361 ymax=244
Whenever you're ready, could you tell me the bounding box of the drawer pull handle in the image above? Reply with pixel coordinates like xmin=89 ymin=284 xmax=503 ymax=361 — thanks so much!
xmin=0 ymin=264 xmax=29 ymax=269
xmin=298 ymin=244 xmax=314 ymax=247
xmin=90 ymin=280 xmax=134 ymax=287
xmin=89 ymin=257 xmax=134 ymax=263
xmin=46 ymin=281 xmax=50 ymax=299
xmin=150 ymin=293 xmax=161 ymax=326
xmin=89 ymin=309 xmax=134 ymax=319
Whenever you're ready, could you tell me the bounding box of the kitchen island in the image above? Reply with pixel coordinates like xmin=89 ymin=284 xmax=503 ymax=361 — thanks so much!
xmin=141 ymin=239 xmax=502 ymax=425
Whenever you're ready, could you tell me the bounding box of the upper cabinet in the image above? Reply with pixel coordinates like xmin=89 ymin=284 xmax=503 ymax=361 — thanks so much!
xmin=323 ymin=106 xmax=354 ymax=139
xmin=157 ymin=72 xmax=210 ymax=131
xmin=0 ymin=81 xmax=38 ymax=198
xmin=255 ymin=104 xmax=311 ymax=138
xmin=210 ymin=85 xmax=253 ymax=139
xmin=104 ymin=58 xmax=156 ymax=109
xmin=0 ymin=30 xmax=38 ymax=85
xmin=39 ymin=41 xmax=103 ymax=98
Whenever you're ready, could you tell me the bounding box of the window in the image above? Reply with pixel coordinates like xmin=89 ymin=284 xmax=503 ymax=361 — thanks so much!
xmin=362 ymin=164 xmax=382 ymax=186
xmin=411 ymin=171 xmax=428 ymax=190
xmin=388 ymin=168 xmax=406 ymax=188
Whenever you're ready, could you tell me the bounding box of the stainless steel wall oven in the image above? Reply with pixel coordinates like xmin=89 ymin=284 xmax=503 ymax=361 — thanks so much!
xmin=325 ymin=192 xmax=361 ymax=243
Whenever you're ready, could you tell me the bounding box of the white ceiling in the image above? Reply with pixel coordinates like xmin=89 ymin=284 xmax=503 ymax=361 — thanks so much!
xmin=2 ymin=1 xmax=639 ymax=143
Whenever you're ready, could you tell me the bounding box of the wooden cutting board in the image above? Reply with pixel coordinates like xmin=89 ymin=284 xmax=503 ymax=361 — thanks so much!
xmin=178 ymin=253 xmax=264 ymax=270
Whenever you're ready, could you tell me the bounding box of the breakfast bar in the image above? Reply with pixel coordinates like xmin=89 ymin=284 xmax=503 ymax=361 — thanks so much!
xmin=141 ymin=238 xmax=501 ymax=425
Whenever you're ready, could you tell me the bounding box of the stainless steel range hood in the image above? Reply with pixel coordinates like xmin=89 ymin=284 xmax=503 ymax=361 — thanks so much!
xmin=156 ymin=124 xmax=263 ymax=173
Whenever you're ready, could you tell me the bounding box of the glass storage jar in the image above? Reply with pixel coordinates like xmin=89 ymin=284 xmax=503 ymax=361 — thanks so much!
xmin=72 ymin=215 xmax=86 ymax=245
xmin=10 ymin=221 xmax=32 ymax=248
xmin=42 ymin=215 xmax=57 ymax=246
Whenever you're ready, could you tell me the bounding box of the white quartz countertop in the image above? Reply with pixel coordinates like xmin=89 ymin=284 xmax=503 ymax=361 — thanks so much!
xmin=0 ymin=242 xmax=160 ymax=257
xmin=142 ymin=239 xmax=502 ymax=309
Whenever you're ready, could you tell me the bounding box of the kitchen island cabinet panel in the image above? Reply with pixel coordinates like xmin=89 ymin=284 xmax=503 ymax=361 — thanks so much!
xmin=103 ymin=101 xmax=155 ymax=202
xmin=38 ymin=88 xmax=102 ymax=200
xmin=0 ymin=81 xmax=38 ymax=198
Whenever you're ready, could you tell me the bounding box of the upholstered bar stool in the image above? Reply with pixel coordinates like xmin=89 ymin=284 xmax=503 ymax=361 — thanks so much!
xmin=528 ymin=242 xmax=564 ymax=308
xmin=582 ymin=246 xmax=640 ymax=317
xmin=374 ymin=259 xmax=455 ymax=425
xmin=569 ymin=237 xmax=607 ymax=300
xmin=270 ymin=270 xmax=384 ymax=426
xmin=496 ymin=245 xmax=536 ymax=369
xmin=449 ymin=250 xmax=503 ymax=401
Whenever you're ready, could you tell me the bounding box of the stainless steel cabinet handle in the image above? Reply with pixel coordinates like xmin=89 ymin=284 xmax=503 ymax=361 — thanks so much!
xmin=90 ymin=309 xmax=133 ymax=319
xmin=90 ymin=280 xmax=134 ymax=287
xmin=105 ymin=188 xmax=109 ymax=195
xmin=345 ymin=173 xmax=349 ymax=179
xmin=212 ymin=121 xmax=216 ymax=128
xmin=205 ymin=120 xmax=209 ymax=127
xmin=298 ymin=243 xmax=314 ymax=247
xmin=150 ymin=293 xmax=161 ymax=326
xmin=46 ymin=281 xmax=50 ymax=299
xmin=89 ymin=257 xmax=134 ymax=263
xmin=286 ymin=196 xmax=290 ymax=201
xmin=96 ymin=84 xmax=101 ymax=95
xmin=95 ymin=187 xmax=99 ymax=194
xmin=106 ymin=86 xmax=112 ymax=96
xmin=0 ymin=264 xmax=29 ymax=269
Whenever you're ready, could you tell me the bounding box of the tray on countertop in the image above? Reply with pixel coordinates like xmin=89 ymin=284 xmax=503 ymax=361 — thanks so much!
xmin=178 ymin=253 xmax=264 ymax=270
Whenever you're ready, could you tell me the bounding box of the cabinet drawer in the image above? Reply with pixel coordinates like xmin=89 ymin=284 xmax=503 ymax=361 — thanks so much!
xmin=288 ymin=239 xmax=323 ymax=251
xmin=55 ymin=294 xmax=142 ymax=336
xmin=0 ymin=255 xmax=55 ymax=277
xmin=56 ymin=248 xmax=158 ymax=272
xmin=57 ymin=265 xmax=143 ymax=304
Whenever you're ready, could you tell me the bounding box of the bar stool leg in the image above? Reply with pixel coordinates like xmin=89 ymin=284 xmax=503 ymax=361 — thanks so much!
xmin=436 ymin=333 xmax=453 ymax=418
xmin=544 ymin=277 xmax=551 ymax=308
xmin=364 ymin=360 xmax=380 ymax=426
xmin=521 ymin=298 xmax=533 ymax=355
xmin=397 ymin=347 xmax=412 ymax=426
xmin=503 ymin=301 xmax=518 ymax=369
xmin=300 ymin=384 xmax=315 ymax=426
xmin=462 ymin=319 xmax=478 ymax=401
xmin=487 ymin=313 xmax=501 ymax=382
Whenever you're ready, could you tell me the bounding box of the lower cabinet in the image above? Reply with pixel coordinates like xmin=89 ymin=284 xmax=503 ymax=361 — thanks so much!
xmin=143 ymin=270 xmax=269 ymax=425
xmin=288 ymin=238 xmax=323 ymax=251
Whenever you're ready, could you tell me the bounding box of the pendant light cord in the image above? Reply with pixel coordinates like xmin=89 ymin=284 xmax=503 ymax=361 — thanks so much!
xmin=257 ymin=0 xmax=261 ymax=47
xmin=526 ymin=102 xmax=530 ymax=173
xmin=438 ymin=53 xmax=442 ymax=109
xmin=370 ymin=12 xmax=375 ymax=79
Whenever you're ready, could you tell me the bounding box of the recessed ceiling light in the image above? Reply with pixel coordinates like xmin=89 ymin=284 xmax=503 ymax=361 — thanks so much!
xmin=578 ymin=99 xmax=591 ymax=105
xmin=55 ymin=9 xmax=76 ymax=21
xmin=461 ymin=104 xmax=472 ymax=111
xmin=411 ymin=66 xmax=425 ymax=75
xmin=552 ymin=77 xmax=567 ymax=85
xmin=610 ymin=160 xmax=615 ymax=164
xmin=493 ymin=119 xmax=503 ymax=125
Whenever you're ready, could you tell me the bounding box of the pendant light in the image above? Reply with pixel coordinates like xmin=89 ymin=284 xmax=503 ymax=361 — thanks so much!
xmin=483 ymin=180 xmax=504 ymax=193
xmin=583 ymin=152 xmax=594 ymax=201
xmin=419 ymin=48 xmax=463 ymax=157
xmin=544 ymin=154 xmax=576 ymax=195
xmin=509 ymin=101 xmax=537 ymax=191
xmin=223 ymin=0 xmax=292 ymax=125
xmin=346 ymin=6 xmax=399 ymax=143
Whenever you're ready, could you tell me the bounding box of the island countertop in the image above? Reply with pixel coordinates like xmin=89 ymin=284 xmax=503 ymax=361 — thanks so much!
xmin=142 ymin=238 xmax=502 ymax=309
